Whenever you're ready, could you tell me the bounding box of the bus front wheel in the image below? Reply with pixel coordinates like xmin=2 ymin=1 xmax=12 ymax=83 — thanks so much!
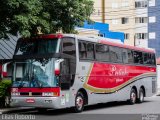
xmin=74 ymin=92 xmax=85 ymax=113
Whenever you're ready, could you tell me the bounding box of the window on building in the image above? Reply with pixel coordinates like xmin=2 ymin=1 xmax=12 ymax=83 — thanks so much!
xmin=135 ymin=33 xmax=148 ymax=39
xmin=149 ymin=16 xmax=156 ymax=23
xmin=112 ymin=19 xmax=118 ymax=24
xmin=135 ymin=1 xmax=147 ymax=8
xmin=149 ymin=32 xmax=156 ymax=39
xmin=121 ymin=17 xmax=129 ymax=24
xmin=124 ymin=33 xmax=130 ymax=40
xmin=135 ymin=17 xmax=148 ymax=23
xmin=121 ymin=0 xmax=129 ymax=7
xmin=112 ymin=3 xmax=118 ymax=9
xmin=149 ymin=0 xmax=155 ymax=6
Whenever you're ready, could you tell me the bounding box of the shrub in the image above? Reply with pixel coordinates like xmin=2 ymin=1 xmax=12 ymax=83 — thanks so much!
xmin=0 ymin=79 xmax=12 ymax=108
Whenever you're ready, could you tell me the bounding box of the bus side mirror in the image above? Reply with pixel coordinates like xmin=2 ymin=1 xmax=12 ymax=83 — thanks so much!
xmin=2 ymin=62 xmax=11 ymax=78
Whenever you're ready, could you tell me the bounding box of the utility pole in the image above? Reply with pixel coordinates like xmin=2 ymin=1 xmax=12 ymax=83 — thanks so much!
xmin=102 ymin=0 xmax=105 ymax=23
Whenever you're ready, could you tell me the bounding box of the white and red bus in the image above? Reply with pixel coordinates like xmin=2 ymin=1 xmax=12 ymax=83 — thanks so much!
xmin=11 ymin=34 xmax=157 ymax=112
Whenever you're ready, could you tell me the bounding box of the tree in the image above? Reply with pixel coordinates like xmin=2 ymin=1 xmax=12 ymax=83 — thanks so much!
xmin=0 ymin=0 xmax=94 ymax=39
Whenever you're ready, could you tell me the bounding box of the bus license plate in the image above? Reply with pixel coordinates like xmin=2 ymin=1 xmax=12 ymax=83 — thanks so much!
xmin=26 ymin=99 xmax=35 ymax=103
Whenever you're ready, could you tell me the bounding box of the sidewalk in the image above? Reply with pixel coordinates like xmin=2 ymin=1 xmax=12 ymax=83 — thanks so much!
xmin=157 ymin=88 xmax=160 ymax=96
xmin=0 ymin=107 xmax=34 ymax=114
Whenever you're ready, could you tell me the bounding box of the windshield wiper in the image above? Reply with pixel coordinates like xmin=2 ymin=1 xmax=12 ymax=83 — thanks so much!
xmin=30 ymin=76 xmax=43 ymax=88
xmin=18 ymin=83 xmax=24 ymax=88
xmin=18 ymin=74 xmax=29 ymax=88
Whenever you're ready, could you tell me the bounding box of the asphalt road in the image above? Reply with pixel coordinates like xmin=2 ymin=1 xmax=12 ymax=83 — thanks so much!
xmin=1 ymin=95 xmax=160 ymax=120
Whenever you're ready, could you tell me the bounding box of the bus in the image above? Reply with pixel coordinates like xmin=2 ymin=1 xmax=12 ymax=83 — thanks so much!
xmin=10 ymin=34 xmax=157 ymax=112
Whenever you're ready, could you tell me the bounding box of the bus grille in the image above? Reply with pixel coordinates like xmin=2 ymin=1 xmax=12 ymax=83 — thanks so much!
xmin=20 ymin=92 xmax=42 ymax=96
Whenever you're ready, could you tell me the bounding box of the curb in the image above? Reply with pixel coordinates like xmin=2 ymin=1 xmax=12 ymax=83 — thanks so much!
xmin=0 ymin=107 xmax=34 ymax=114
xmin=156 ymin=88 xmax=160 ymax=96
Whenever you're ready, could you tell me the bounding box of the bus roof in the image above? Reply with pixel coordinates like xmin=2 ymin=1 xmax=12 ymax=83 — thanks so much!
xmin=19 ymin=34 xmax=155 ymax=54
xmin=100 ymin=39 xmax=155 ymax=53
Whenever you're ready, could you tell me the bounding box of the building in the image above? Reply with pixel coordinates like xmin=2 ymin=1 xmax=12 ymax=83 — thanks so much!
xmin=77 ymin=21 xmax=124 ymax=42
xmin=148 ymin=0 xmax=160 ymax=58
xmin=91 ymin=0 xmax=148 ymax=47
xmin=75 ymin=27 xmax=100 ymax=36
xmin=0 ymin=36 xmax=18 ymax=60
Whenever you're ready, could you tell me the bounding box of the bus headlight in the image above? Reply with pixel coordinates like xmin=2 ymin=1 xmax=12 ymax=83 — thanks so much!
xmin=11 ymin=92 xmax=20 ymax=96
xmin=42 ymin=92 xmax=54 ymax=96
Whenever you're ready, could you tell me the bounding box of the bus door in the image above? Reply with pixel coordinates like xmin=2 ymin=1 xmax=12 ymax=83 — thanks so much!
xmin=59 ymin=37 xmax=76 ymax=90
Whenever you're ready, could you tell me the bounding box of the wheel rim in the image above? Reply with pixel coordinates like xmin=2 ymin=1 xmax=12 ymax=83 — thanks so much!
xmin=131 ymin=92 xmax=136 ymax=103
xmin=76 ymin=96 xmax=84 ymax=110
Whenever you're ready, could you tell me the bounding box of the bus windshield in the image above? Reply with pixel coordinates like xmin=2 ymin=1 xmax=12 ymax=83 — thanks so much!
xmin=12 ymin=58 xmax=58 ymax=88
xmin=15 ymin=38 xmax=59 ymax=55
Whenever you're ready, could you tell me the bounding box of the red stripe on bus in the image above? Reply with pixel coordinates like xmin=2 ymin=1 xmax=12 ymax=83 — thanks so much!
xmin=38 ymin=34 xmax=63 ymax=39
xmin=87 ymin=63 xmax=156 ymax=89
xmin=11 ymin=87 xmax=60 ymax=96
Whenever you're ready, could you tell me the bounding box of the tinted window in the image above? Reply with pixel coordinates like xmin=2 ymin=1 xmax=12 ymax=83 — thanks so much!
xmin=134 ymin=51 xmax=143 ymax=64
xmin=143 ymin=53 xmax=152 ymax=64
xmin=62 ymin=37 xmax=76 ymax=57
xmin=109 ymin=46 xmax=122 ymax=62
xmin=79 ymin=41 xmax=95 ymax=60
xmin=96 ymin=44 xmax=110 ymax=61
xmin=122 ymin=49 xmax=134 ymax=64
xmin=15 ymin=39 xmax=58 ymax=55
xmin=79 ymin=42 xmax=87 ymax=59
xmin=86 ymin=43 xmax=94 ymax=60
xmin=151 ymin=54 xmax=156 ymax=65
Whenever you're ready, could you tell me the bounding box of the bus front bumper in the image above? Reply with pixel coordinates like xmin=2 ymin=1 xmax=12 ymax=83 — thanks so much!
xmin=10 ymin=96 xmax=61 ymax=109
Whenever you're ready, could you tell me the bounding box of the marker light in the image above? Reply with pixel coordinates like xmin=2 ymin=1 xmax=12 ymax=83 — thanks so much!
xmin=55 ymin=69 xmax=60 ymax=76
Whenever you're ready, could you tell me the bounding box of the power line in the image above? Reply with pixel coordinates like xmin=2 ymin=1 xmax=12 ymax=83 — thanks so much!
xmin=93 ymin=6 xmax=148 ymax=13
xmin=90 ymin=9 xmax=160 ymax=22
xmin=91 ymin=9 xmax=160 ymax=20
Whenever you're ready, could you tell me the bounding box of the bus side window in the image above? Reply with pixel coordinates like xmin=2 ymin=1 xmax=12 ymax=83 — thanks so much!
xmin=78 ymin=41 xmax=95 ymax=60
xmin=86 ymin=43 xmax=94 ymax=60
xmin=79 ymin=42 xmax=87 ymax=59
xmin=62 ymin=37 xmax=76 ymax=57
xmin=122 ymin=49 xmax=128 ymax=63
xmin=96 ymin=44 xmax=110 ymax=62
xmin=109 ymin=46 xmax=122 ymax=63
xmin=143 ymin=53 xmax=152 ymax=65
xmin=127 ymin=50 xmax=134 ymax=64
xmin=151 ymin=54 xmax=156 ymax=65
xmin=134 ymin=51 xmax=143 ymax=64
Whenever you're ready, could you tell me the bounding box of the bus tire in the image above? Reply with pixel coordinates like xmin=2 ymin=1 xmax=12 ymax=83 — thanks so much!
xmin=138 ymin=88 xmax=144 ymax=103
xmin=129 ymin=88 xmax=137 ymax=105
xmin=4 ymin=96 xmax=10 ymax=108
xmin=74 ymin=92 xmax=85 ymax=113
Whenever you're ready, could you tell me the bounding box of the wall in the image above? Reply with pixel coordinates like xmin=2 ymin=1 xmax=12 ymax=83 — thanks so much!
xmin=148 ymin=0 xmax=160 ymax=58
xmin=82 ymin=21 xmax=124 ymax=42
